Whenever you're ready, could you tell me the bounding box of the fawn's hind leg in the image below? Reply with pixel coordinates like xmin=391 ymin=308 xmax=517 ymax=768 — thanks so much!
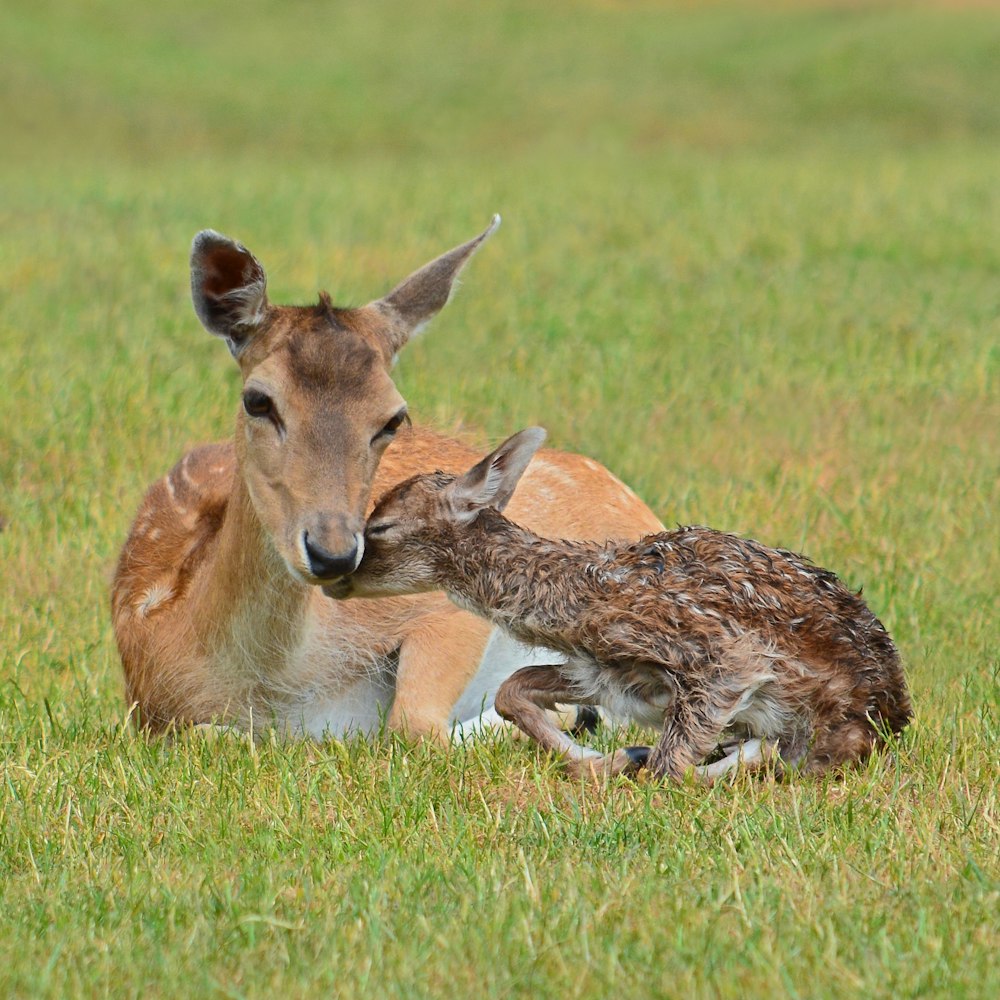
xmin=645 ymin=678 xmax=782 ymax=783
xmin=800 ymin=716 xmax=882 ymax=776
xmin=645 ymin=696 xmax=726 ymax=782
xmin=494 ymin=666 xmax=643 ymax=779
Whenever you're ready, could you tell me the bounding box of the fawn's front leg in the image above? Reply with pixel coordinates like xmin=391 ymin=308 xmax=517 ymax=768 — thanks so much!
xmin=390 ymin=613 xmax=606 ymax=746
xmin=494 ymin=665 xmax=645 ymax=779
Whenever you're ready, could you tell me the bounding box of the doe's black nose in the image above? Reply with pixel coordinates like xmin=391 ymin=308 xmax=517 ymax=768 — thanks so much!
xmin=303 ymin=532 xmax=359 ymax=580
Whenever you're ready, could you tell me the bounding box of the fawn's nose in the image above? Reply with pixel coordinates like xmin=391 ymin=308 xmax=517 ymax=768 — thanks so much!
xmin=302 ymin=531 xmax=361 ymax=581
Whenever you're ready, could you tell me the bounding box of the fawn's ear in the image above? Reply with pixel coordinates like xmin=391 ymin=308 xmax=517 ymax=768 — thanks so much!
xmin=190 ymin=230 xmax=270 ymax=357
xmin=445 ymin=427 xmax=546 ymax=524
xmin=372 ymin=215 xmax=500 ymax=362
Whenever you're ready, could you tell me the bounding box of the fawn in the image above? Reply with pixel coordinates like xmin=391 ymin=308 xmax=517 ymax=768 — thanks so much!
xmin=333 ymin=428 xmax=912 ymax=781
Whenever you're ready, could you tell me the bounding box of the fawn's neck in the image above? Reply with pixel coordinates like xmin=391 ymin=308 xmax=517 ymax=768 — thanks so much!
xmin=435 ymin=509 xmax=594 ymax=650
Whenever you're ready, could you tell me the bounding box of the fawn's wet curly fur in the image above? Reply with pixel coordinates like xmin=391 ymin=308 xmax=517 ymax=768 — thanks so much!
xmin=344 ymin=430 xmax=912 ymax=782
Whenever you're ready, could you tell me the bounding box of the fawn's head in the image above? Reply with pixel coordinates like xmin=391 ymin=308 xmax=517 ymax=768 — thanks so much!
xmin=332 ymin=427 xmax=546 ymax=599
xmin=189 ymin=217 xmax=500 ymax=587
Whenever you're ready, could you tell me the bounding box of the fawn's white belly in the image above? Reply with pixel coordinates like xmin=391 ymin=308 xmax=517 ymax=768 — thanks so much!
xmin=562 ymin=649 xmax=792 ymax=743
xmin=562 ymin=655 xmax=673 ymax=728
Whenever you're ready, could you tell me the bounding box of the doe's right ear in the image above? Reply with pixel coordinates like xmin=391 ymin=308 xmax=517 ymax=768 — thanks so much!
xmin=190 ymin=230 xmax=269 ymax=356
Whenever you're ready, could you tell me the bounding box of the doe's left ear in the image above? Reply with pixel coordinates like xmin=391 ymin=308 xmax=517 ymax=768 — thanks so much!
xmin=190 ymin=230 xmax=269 ymax=357
xmin=445 ymin=427 xmax=546 ymax=524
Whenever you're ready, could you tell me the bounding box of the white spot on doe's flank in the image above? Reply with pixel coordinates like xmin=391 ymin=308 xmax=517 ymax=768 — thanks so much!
xmin=137 ymin=582 xmax=174 ymax=617
xmin=530 ymin=459 xmax=579 ymax=492
xmin=617 ymin=483 xmax=639 ymax=506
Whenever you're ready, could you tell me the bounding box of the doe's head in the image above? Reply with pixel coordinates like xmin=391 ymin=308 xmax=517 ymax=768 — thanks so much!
xmin=188 ymin=217 xmax=500 ymax=587
xmin=331 ymin=427 xmax=546 ymax=599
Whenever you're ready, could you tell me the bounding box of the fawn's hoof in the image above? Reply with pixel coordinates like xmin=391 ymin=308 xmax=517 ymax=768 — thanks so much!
xmin=569 ymin=705 xmax=601 ymax=736
xmin=621 ymin=745 xmax=651 ymax=777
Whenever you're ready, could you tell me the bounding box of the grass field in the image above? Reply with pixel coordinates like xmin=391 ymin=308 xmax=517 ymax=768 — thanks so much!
xmin=1 ymin=1 xmax=998 ymax=996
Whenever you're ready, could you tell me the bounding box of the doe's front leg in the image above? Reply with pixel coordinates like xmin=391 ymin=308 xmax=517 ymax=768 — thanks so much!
xmin=389 ymin=607 xmax=494 ymax=744
xmin=693 ymin=738 xmax=780 ymax=783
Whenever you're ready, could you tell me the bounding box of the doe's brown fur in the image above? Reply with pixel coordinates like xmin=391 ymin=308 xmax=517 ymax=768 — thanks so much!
xmin=112 ymin=225 xmax=663 ymax=741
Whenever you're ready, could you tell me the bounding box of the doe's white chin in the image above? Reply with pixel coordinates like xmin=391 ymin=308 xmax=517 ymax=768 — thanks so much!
xmin=284 ymin=560 xmax=314 ymax=587
xmin=322 ymin=579 xmax=353 ymax=600
xmin=351 ymin=532 xmax=365 ymax=571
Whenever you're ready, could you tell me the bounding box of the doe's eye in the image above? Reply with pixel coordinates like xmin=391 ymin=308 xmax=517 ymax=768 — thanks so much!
xmin=243 ymin=389 xmax=274 ymax=419
xmin=373 ymin=407 xmax=409 ymax=444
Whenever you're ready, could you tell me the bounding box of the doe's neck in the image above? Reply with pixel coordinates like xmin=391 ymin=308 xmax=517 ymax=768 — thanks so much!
xmin=194 ymin=475 xmax=310 ymax=655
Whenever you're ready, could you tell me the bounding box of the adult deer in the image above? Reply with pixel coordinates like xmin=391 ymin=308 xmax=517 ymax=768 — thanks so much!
xmin=112 ymin=217 xmax=663 ymax=741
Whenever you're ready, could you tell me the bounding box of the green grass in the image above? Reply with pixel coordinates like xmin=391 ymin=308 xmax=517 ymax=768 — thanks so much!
xmin=1 ymin=1 xmax=998 ymax=996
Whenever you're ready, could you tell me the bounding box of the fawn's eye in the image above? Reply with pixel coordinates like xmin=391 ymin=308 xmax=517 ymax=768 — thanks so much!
xmin=366 ymin=521 xmax=396 ymax=538
xmin=243 ymin=389 xmax=274 ymax=419
xmin=373 ymin=407 xmax=409 ymax=444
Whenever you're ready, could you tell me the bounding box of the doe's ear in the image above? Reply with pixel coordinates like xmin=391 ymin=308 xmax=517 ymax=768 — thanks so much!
xmin=445 ymin=427 xmax=546 ymax=525
xmin=190 ymin=230 xmax=269 ymax=357
xmin=373 ymin=214 xmax=500 ymax=362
